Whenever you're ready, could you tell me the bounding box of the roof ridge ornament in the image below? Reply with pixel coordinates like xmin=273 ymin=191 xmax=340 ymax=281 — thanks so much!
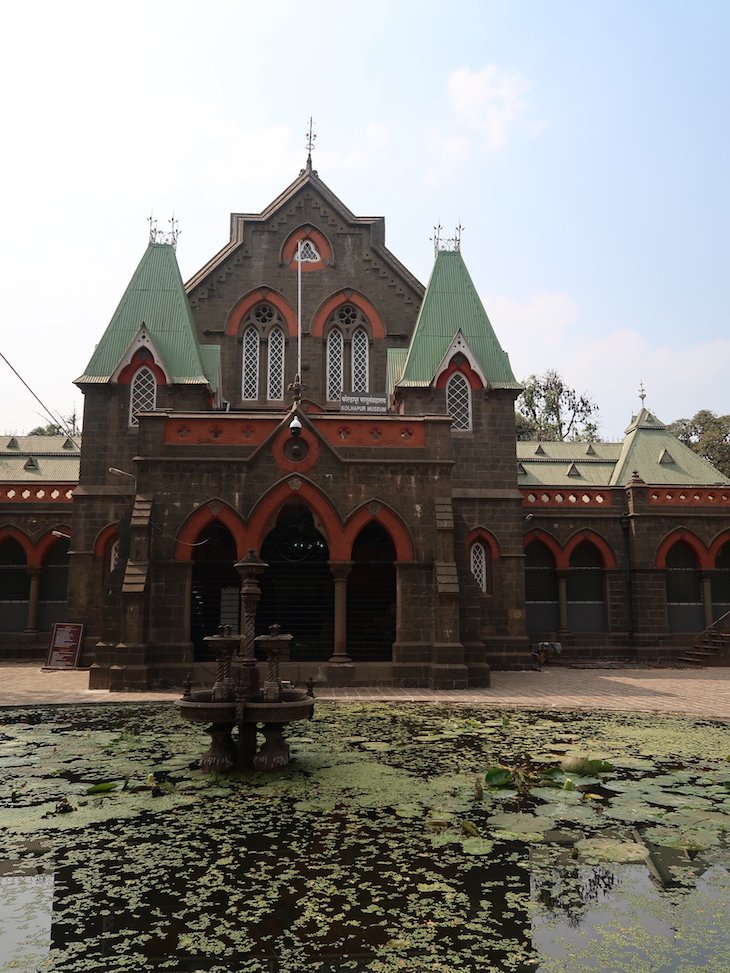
xmin=431 ymin=223 xmax=464 ymax=256
xmin=148 ymin=213 xmax=180 ymax=250
xmin=301 ymin=116 xmax=318 ymax=176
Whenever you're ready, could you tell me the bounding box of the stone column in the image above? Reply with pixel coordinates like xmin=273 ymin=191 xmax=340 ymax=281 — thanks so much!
xmin=701 ymin=573 xmax=714 ymax=629
xmin=235 ymin=550 xmax=268 ymax=697
xmin=557 ymin=571 xmax=568 ymax=633
xmin=24 ymin=567 xmax=41 ymax=633
xmin=328 ymin=561 xmax=353 ymax=663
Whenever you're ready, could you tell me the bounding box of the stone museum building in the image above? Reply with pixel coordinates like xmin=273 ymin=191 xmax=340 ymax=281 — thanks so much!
xmin=1 ymin=159 xmax=729 ymax=687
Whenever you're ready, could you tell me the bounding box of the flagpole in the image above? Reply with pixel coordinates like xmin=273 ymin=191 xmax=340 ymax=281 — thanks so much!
xmin=297 ymin=239 xmax=302 ymax=386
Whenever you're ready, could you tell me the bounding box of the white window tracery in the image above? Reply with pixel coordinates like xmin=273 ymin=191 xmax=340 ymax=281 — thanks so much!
xmin=242 ymin=326 xmax=259 ymax=399
xmin=129 ymin=366 xmax=156 ymax=427
xmin=470 ymin=542 xmax=487 ymax=592
xmin=446 ymin=372 xmax=472 ymax=430
xmin=296 ymin=239 xmax=321 ymax=262
xmin=267 ymin=327 xmax=285 ymax=400
xmin=352 ymin=328 xmax=369 ymax=392
xmin=326 ymin=329 xmax=344 ymax=401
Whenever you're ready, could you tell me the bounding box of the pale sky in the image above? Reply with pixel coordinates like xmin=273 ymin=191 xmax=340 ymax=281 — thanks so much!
xmin=1 ymin=0 xmax=728 ymax=440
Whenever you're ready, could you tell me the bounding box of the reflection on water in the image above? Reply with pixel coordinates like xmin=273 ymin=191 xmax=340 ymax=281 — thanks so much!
xmin=0 ymin=703 xmax=728 ymax=972
xmin=0 ymin=864 xmax=53 ymax=972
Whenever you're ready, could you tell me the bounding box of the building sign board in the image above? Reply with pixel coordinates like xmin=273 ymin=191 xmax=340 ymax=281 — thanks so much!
xmin=340 ymin=393 xmax=388 ymax=414
xmin=45 ymin=623 xmax=84 ymax=670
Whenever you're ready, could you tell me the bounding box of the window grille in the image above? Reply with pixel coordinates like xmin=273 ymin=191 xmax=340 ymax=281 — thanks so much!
xmin=267 ymin=328 xmax=285 ymax=400
xmin=296 ymin=240 xmax=320 ymax=262
xmin=446 ymin=372 xmax=471 ymax=430
xmin=109 ymin=540 xmax=120 ymax=572
xmin=470 ymin=542 xmax=487 ymax=592
xmin=326 ymin=329 xmax=344 ymax=400
xmin=352 ymin=328 xmax=369 ymax=392
xmin=242 ymin=327 xmax=259 ymax=399
xmin=129 ymin=367 xmax=156 ymax=427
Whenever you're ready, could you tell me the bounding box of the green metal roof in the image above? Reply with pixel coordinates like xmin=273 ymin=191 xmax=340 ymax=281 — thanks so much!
xmin=397 ymin=250 xmax=520 ymax=389
xmin=386 ymin=348 xmax=408 ymax=396
xmin=75 ymin=243 xmax=215 ymax=387
xmin=609 ymin=408 xmax=729 ymax=485
xmin=0 ymin=435 xmax=80 ymax=482
xmin=515 ymin=410 xmax=729 ymax=487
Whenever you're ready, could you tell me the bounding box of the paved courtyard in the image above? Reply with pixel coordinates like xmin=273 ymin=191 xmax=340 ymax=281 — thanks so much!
xmin=0 ymin=663 xmax=728 ymax=719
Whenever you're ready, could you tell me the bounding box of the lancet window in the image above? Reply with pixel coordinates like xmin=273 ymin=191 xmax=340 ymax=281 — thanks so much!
xmin=129 ymin=366 xmax=157 ymax=427
xmin=470 ymin=542 xmax=488 ymax=593
xmin=240 ymin=303 xmax=287 ymax=402
xmin=325 ymin=304 xmax=370 ymax=401
xmin=446 ymin=372 xmax=472 ymax=430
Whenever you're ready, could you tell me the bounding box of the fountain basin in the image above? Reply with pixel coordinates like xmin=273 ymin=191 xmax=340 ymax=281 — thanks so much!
xmin=177 ymin=689 xmax=314 ymax=773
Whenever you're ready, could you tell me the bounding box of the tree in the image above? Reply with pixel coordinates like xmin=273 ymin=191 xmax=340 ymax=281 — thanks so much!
xmin=26 ymin=410 xmax=81 ymax=437
xmin=516 ymin=370 xmax=599 ymax=442
xmin=668 ymin=410 xmax=730 ymax=478
xmin=28 ymin=422 xmax=63 ymax=436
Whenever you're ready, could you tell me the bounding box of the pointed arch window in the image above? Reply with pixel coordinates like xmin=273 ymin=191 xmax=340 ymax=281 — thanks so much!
xmin=296 ymin=239 xmax=321 ymax=262
xmin=267 ymin=327 xmax=285 ymax=400
xmin=446 ymin=372 xmax=471 ymax=430
xmin=470 ymin=541 xmax=488 ymax=593
xmin=242 ymin=326 xmax=259 ymax=400
xmin=326 ymin=329 xmax=344 ymax=401
xmin=129 ymin=366 xmax=157 ymax=427
xmin=352 ymin=328 xmax=369 ymax=393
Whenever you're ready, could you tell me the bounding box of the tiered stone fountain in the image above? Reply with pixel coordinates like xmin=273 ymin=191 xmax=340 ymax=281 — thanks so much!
xmin=177 ymin=551 xmax=315 ymax=773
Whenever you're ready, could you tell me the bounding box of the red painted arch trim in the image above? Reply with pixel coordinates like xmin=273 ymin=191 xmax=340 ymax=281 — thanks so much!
xmin=248 ymin=479 xmax=346 ymax=559
xmin=174 ymin=501 xmax=248 ymax=561
xmin=281 ymin=226 xmax=333 ymax=271
xmin=344 ymin=504 xmax=415 ymax=562
xmin=524 ymin=530 xmax=563 ymax=568
xmin=117 ymin=351 xmax=168 ymax=386
xmin=0 ymin=526 xmax=34 ymax=563
xmin=226 ymin=289 xmax=297 ymax=338
xmin=563 ymin=530 xmax=617 ymax=570
xmin=465 ymin=528 xmax=500 ymax=560
xmin=93 ymin=524 xmax=118 ymax=559
xmin=435 ymin=359 xmax=484 ymax=392
xmin=34 ymin=529 xmax=71 ymax=567
xmin=655 ymin=529 xmax=710 ymax=570
xmin=708 ymin=529 xmax=730 ymax=564
xmin=311 ymin=291 xmax=385 ymax=339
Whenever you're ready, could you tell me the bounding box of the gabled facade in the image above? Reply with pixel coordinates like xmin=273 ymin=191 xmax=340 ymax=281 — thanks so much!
xmin=2 ymin=164 xmax=729 ymax=680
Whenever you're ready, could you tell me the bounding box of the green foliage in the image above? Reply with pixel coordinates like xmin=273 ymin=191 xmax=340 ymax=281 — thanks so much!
xmin=668 ymin=409 xmax=730 ymax=477
xmin=516 ymin=369 xmax=599 ymax=441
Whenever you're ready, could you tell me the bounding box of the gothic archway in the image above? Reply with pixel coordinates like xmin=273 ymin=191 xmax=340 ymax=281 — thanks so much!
xmin=258 ymin=500 xmax=333 ymax=660
xmin=346 ymin=523 xmax=396 ymax=661
xmin=190 ymin=523 xmax=240 ymax=659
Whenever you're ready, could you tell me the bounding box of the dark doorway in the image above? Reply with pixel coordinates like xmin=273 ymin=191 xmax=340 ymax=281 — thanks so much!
xmin=347 ymin=523 xmax=396 ymax=660
xmin=191 ymin=523 xmax=239 ymax=659
xmin=0 ymin=537 xmax=30 ymax=632
xmin=258 ymin=501 xmax=332 ymax=660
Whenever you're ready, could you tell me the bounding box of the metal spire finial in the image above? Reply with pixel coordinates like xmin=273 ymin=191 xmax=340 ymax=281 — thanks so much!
xmin=147 ymin=212 xmax=180 ymax=250
xmin=639 ymin=381 xmax=646 ymax=406
xmin=305 ymin=117 xmax=316 ymax=172
xmin=430 ymin=223 xmax=464 ymax=256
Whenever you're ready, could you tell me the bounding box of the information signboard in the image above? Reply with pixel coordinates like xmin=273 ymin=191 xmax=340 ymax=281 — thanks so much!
xmin=45 ymin=623 xmax=84 ymax=670
xmin=340 ymin=393 xmax=388 ymax=414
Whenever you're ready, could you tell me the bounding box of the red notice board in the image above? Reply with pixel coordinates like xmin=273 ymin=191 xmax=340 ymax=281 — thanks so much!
xmin=45 ymin=623 xmax=84 ymax=670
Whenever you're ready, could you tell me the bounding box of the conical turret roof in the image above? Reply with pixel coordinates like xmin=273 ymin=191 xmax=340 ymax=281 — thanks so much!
xmin=75 ymin=242 xmax=215 ymax=387
xmin=397 ymin=249 xmax=519 ymax=389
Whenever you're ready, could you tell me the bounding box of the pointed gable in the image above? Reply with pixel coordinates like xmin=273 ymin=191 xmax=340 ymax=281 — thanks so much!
xmin=610 ymin=408 xmax=729 ymax=485
xmin=396 ymin=250 xmax=520 ymax=389
xmin=75 ymin=243 xmax=214 ymax=387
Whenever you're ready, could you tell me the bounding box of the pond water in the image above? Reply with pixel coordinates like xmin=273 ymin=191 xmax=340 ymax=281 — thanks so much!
xmin=0 ymin=703 xmax=728 ymax=972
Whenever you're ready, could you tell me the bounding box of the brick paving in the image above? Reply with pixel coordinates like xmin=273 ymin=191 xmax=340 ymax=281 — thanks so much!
xmin=0 ymin=663 xmax=728 ymax=720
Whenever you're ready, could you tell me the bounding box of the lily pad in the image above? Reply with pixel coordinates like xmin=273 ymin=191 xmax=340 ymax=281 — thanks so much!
xmin=575 ymin=837 xmax=648 ymax=864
